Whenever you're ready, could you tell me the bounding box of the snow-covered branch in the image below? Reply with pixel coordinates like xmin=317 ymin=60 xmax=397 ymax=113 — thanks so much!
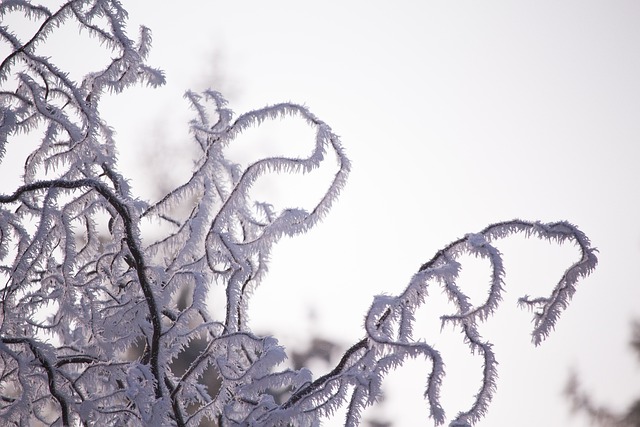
xmin=0 ymin=1 xmax=597 ymax=426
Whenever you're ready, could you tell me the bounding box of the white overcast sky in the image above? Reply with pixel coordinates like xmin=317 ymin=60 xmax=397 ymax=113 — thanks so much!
xmin=5 ymin=1 xmax=640 ymax=426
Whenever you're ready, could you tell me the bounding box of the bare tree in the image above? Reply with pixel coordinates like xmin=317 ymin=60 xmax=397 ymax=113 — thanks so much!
xmin=566 ymin=321 xmax=640 ymax=427
xmin=0 ymin=1 xmax=598 ymax=426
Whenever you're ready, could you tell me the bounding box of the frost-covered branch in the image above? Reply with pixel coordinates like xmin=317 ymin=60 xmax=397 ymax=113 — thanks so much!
xmin=274 ymin=220 xmax=597 ymax=427
xmin=0 ymin=1 xmax=597 ymax=426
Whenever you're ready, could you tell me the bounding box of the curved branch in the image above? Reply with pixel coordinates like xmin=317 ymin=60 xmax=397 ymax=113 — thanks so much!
xmin=0 ymin=178 xmax=165 ymax=400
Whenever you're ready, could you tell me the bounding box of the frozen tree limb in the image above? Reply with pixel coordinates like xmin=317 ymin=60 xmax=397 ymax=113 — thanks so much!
xmin=0 ymin=1 xmax=597 ymax=426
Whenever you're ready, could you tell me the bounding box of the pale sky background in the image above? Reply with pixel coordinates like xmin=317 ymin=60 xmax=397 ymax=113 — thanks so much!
xmin=4 ymin=1 xmax=640 ymax=426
